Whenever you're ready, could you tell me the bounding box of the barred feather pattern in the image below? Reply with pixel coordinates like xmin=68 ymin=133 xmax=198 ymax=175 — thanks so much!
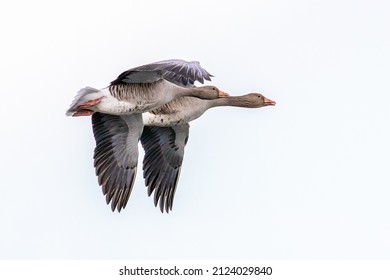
xmin=143 ymin=97 xmax=211 ymax=127
xmin=150 ymin=97 xmax=205 ymax=115
xmin=107 ymin=80 xmax=185 ymax=113
xmin=108 ymin=81 xmax=163 ymax=102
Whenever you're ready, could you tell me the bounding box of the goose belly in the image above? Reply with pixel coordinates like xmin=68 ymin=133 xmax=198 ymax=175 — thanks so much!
xmin=142 ymin=112 xmax=192 ymax=127
xmin=93 ymin=89 xmax=160 ymax=115
xmin=96 ymin=95 xmax=152 ymax=115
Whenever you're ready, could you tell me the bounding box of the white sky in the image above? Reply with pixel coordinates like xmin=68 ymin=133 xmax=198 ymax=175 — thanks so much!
xmin=1 ymin=0 xmax=389 ymax=259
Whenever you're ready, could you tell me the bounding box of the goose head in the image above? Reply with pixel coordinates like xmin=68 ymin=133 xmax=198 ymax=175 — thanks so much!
xmin=237 ymin=93 xmax=276 ymax=108
xmin=195 ymin=86 xmax=230 ymax=99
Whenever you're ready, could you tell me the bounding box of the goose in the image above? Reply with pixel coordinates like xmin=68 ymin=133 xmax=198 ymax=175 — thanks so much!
xmin=66 ymin=59 xmax=228 ymax=117
xmin=140 ymin=94 xmax=276 ymax=212
xmin=67 ymin=59 xmax=229 ymax=212
xmin=92 ymin=94 xmax=275 ymax=213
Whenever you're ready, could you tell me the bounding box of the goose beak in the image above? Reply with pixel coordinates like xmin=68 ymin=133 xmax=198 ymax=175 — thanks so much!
xmin=218 ymin=90 xmax=230 ymax=97
xmin=264 ymin=97 xmax=276 ymax=106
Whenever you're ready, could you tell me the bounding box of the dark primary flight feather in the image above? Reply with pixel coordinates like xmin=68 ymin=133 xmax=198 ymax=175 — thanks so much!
xmin=92 ymin=112 xmax=143 ymax=212
xmin=111 ymin=59 xmax=213 ymax=87
xmin=140 ymin=124 xmax=189 ymax=213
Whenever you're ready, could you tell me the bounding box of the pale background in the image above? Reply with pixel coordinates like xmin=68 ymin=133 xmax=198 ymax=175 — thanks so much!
xmin=1 ymin=0 xmax=389 ymax=259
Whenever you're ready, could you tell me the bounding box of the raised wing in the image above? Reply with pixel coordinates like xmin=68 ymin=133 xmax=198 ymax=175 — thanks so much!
xmin=92 ymin=112 xmax=143 ymax=212
xmin=111 ymin=59 xmax=213 ymax=86
xmin=110 ymin=70 xmax=164 ymax=85
xmin=140 ymin=124 xmax=190 ymax=213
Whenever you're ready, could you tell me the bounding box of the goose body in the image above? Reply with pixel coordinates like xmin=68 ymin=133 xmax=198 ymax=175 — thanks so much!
xmin=66 ymin=81 xmax=192 ymax=116
xmin=66 ymin=59 xmax=227 ymax=117
xmin=142 ymin=94 xmax=276 ymax=127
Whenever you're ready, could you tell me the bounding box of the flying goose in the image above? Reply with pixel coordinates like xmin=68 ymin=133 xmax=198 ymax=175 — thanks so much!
xmin=66 ymin=59 xmax=228 ymax=117
xmin=141 ymin=94 xmax=276 ymax=212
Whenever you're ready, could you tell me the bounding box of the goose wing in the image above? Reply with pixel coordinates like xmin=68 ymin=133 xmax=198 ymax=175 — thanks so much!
xmin=111 ymin=59 xmax=213 ymax=86
xmin=140 ymin=124 xmax=189 ymax=213
xmin=92 ymin=112 xmax=143 ymax=212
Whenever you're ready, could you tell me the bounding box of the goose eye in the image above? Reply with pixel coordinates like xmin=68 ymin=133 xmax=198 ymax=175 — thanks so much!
xmin=212 ymin=87 xmax=216 ymax=90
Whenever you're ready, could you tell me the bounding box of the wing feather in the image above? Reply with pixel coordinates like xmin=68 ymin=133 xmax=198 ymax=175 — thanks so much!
xmin=111 ymin=59 xmax=213 ymax=87
xmin=92 ymin=112 xmax=143 ymax=212
xmin=140 ymin=124 xmax=189 ymax=213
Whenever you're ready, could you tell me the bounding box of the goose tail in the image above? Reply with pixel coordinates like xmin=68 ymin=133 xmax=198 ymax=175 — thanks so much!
xmin=65 ymin=86 xmax=101 ymax=116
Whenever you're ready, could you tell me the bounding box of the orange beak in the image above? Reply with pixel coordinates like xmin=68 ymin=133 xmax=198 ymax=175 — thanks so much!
xmin=264 ymin=97 xmax=276 ymax=106
xmin=218 ymin=90 xmax=230 ymax=97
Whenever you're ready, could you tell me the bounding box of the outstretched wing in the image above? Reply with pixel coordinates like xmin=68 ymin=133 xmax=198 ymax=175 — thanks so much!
xmin=111 ymin=59 xmax=213 ymax=86
xmin=92 ymin=112 xmax=143 ymax=212
xmin=140 ymin=124 xmax=190 ymax=213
